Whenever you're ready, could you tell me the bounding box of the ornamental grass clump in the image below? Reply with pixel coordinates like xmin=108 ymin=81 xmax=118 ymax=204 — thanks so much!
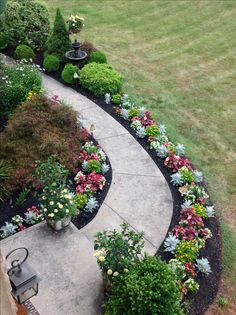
xmin=103 ymin=255 xmax=183 ymax=315
xmin=80 ymin=63 xmax=123 ymax=96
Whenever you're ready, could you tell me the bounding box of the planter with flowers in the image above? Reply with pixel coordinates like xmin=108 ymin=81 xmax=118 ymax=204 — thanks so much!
xmin=67 ymin=14 xmax=85 ymax=43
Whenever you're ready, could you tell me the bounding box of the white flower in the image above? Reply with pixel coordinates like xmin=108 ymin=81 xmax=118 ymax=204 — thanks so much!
xmin=113 ymin=272 xmax=119 ymax=276
xmin=54 ymin=209 xmax=58 ymax=213
xmin=49 ymin=201 xmax=54 ymax=205
xmin=66 ymin=209 xmax=69 ymax=213
xmin=107 ymin=269 xmax=113 ymax=275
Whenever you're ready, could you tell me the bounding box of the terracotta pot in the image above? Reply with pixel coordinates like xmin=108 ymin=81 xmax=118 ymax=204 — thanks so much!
xmin=46 ymin=217 xmax=71 ymax=231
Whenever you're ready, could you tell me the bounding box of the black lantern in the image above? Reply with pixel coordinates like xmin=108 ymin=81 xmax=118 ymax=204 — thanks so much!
xmin=6 ymin=247 xmax=40 ymax=304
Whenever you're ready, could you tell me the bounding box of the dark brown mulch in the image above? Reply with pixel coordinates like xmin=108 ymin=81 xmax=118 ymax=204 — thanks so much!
xmin=1 ymin=49 xmax=222 ymax=315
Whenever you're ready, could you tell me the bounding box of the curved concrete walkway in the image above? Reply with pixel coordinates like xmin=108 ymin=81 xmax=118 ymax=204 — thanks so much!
xmin=0 ymin=70 xmax=173 ymax=315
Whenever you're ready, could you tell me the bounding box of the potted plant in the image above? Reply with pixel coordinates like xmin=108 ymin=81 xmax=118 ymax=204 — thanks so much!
xmin=34 ymin=156 xmax=78 ymax=231
xmin=67 ymin=14 xmax=85 ymax=43
xmin=40 ymin=185 xmax=77 ymax=230
xmin=94 ymin=222 xmax=144 ymax=293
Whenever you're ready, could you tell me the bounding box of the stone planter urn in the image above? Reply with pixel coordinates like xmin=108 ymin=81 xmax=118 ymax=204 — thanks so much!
xmin=46 ymin=216 xmax=71 ymax=231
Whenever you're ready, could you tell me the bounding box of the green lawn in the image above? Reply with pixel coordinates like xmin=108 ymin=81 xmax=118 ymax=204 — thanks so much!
xmin=47 ymin=0 xmax=236 ymax=306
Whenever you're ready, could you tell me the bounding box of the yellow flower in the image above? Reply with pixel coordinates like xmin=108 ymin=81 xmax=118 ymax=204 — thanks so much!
xmin=98 ymin=256 xmax=105 ymax=262
xmin=107 ymin=269 xmax=113 ymax=275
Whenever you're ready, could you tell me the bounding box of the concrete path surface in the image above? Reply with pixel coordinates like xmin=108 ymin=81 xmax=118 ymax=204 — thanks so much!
xmin=0 ymin=71 xmax=173 ymax=315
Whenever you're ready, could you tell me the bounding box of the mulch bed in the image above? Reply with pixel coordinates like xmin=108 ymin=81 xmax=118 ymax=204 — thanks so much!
xmin=1 ymin=49 xmax=222 ymax=315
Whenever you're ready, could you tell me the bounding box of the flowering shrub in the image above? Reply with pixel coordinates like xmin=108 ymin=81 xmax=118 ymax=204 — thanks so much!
xmin=94 ymin=223 xmax=144 ymax=283
xmin=1 ymin=62 xmax=41 ymax=117
xmin=110 ymin=93 xmax=215 ymax=295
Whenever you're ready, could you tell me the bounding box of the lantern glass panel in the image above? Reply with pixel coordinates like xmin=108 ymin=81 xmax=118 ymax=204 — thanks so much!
xmin=17 ymin=283 xmax=38 ymax=304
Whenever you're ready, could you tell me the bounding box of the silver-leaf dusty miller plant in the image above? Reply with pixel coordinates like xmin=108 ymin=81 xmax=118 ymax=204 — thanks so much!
xmin=171 ymin=172 xmax=184 ymax=186
xmin=193 ymin=170 xmax=203 ymax=183
xmin=104 ymin=93 xmax=111 ymax=104
xmin=102 ymin=163 xmax=110 ymax=174
xmin=0 ymin=222 xmax=17 ymax=238
xmin=196 ymin=258 xmax=212 ymax=275
xmin=164 ymin=233 xmax=179 ymax=254
xmin=85 ymin=197 xmax=98 ymax=213
xmin=175 ymin=143 xmax=185 ymax=156
xmin=206 ymin=205 xmax=215 ymax=218
xmin=136 ymin=126 xmax=146 ymax=138
xmin=156 ymin=144 xmax=169 ymax=158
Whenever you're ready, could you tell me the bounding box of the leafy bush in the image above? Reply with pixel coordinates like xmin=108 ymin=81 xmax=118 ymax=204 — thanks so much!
xmin=94 ymin=223 xmax=144 ymax=281
xmin=61 ymin=63 xmax=78 ymax=84
xmin=146 ymin=125 xmax=159 ymax=137
xmin=80 ymin=63 xmax=123 ymax=97
xmin=2 ymin=0 xmax=50 ymax=50
xmin=0 ymin=63 xmax=41 ymax=117
xmin=111 ymin=94 xmax=122 ymax=104
xmin=35 ymin=156 xmax=69 ymax=190
xmin=45 ymin=8 xmax=71 ymax=62
xmin=43 ymin=55 xmax=60 ymax=72
xmin=0 ymin=0 xmax=7 ymax=15
xmin=0 ymin=94 xmax=87 ymax=194
xmin=89 ymin=51 xmax=107 ymax=64
xmin=86 ymin=160 xmax=102 ymax=173
xmin=0 ymin=161 xmax=10 ymax=202
xmin=74 ymin=194 xmax=88 ymax=209
xmin=80 ymin=41 xmax=97 ymax=58
xmin=0 ymin=31 xmax=8 ymax=50
xmin=104 ymin=255 xmax=183 ymax=315
xmin=15 ymin=44 xmax=35 ymax=61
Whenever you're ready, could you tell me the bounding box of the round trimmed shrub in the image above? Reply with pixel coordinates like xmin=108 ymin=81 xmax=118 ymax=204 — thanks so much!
xmin=2 ymin=0 xmax=50 ymax=51
xmin=0 ymin=32 xmax=8 ymax=50
xmin=15 ymin=44 xmax=35 ymax=61
xmin=43 ymin=55 xmax=60 ymax=72
xmin=80 ymin=63 xmax=123 ymax=97
xmin=61 ymin=63 xmax=78 ymax=84
xmin=104 ymin=256 xmax=183 ymax=315
xmin=89 ymin=51 xmax=107 ymax=64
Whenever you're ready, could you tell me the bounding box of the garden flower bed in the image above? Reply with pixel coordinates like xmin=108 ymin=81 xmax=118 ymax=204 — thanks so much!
xmin=0 ymin=93 xmax=111 ymax=239
xmin=0 ymin=3 xmax=221 ymax=313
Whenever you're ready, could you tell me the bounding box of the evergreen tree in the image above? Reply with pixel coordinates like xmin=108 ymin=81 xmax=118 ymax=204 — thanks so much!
xmin=45 ymin=8 xmax=71 ymax=62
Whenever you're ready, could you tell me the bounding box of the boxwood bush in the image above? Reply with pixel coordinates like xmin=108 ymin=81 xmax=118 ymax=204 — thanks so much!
xmin=61 ymin=63 xmax=78 ymax=84
xmin=0 ymin=31 xmax=8 ymax=50
xmin=80 ymin=63 xmax=123 ymax=97
xmin=15 ymin=44 xmax=35 ymax=61
xmin=104 ymin=255 xmax=183 ymax=315
xmin=89 ymin=51 xmax=107 ymax=64
xmin=0 ymin=63 xmax=41 ymax=117
xmin=2 ymin=0 xmax=50 ymax=50
xmin=43 ymin=55 xmax=60 ymax=72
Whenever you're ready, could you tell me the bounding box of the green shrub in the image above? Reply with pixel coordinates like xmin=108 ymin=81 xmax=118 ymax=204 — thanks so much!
xmin=146 ymin=125 xmax=159 ymax=137
xmin=86 ymin=160 xmax=102 ymax=173
xmin=2 ymin=0 xmax=50 ymax=50
xmin=74 ymin=194 xmax=88 ymax=209
xmin=61 ymin=63 xmax=78 ymax=84
xmin=89 ymin=51 xmax=107 ymax=64
xmin=80 ymin=63 xmax=123 ymax=97
xmin=0 ymin=94 xmax=86 ymax=194
xmin=0 ymin=31 xmax=7 ymax=50
xmin=15 ymin=44 xmax=35 ymax=61
xmin=1 ymin=63 xmax=41 ymax=117
xmin=0 ymin=0 xmax=7 ymax=15
xmin=43 ymin=55 xmax=60 ymax=72
xmin=45 ymin=8 xmax=71 ymax=62
xmin=104 ymin=255 xmax=183 ymax=315
xmin=111 ymin=94 xmax=122 ymax=104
